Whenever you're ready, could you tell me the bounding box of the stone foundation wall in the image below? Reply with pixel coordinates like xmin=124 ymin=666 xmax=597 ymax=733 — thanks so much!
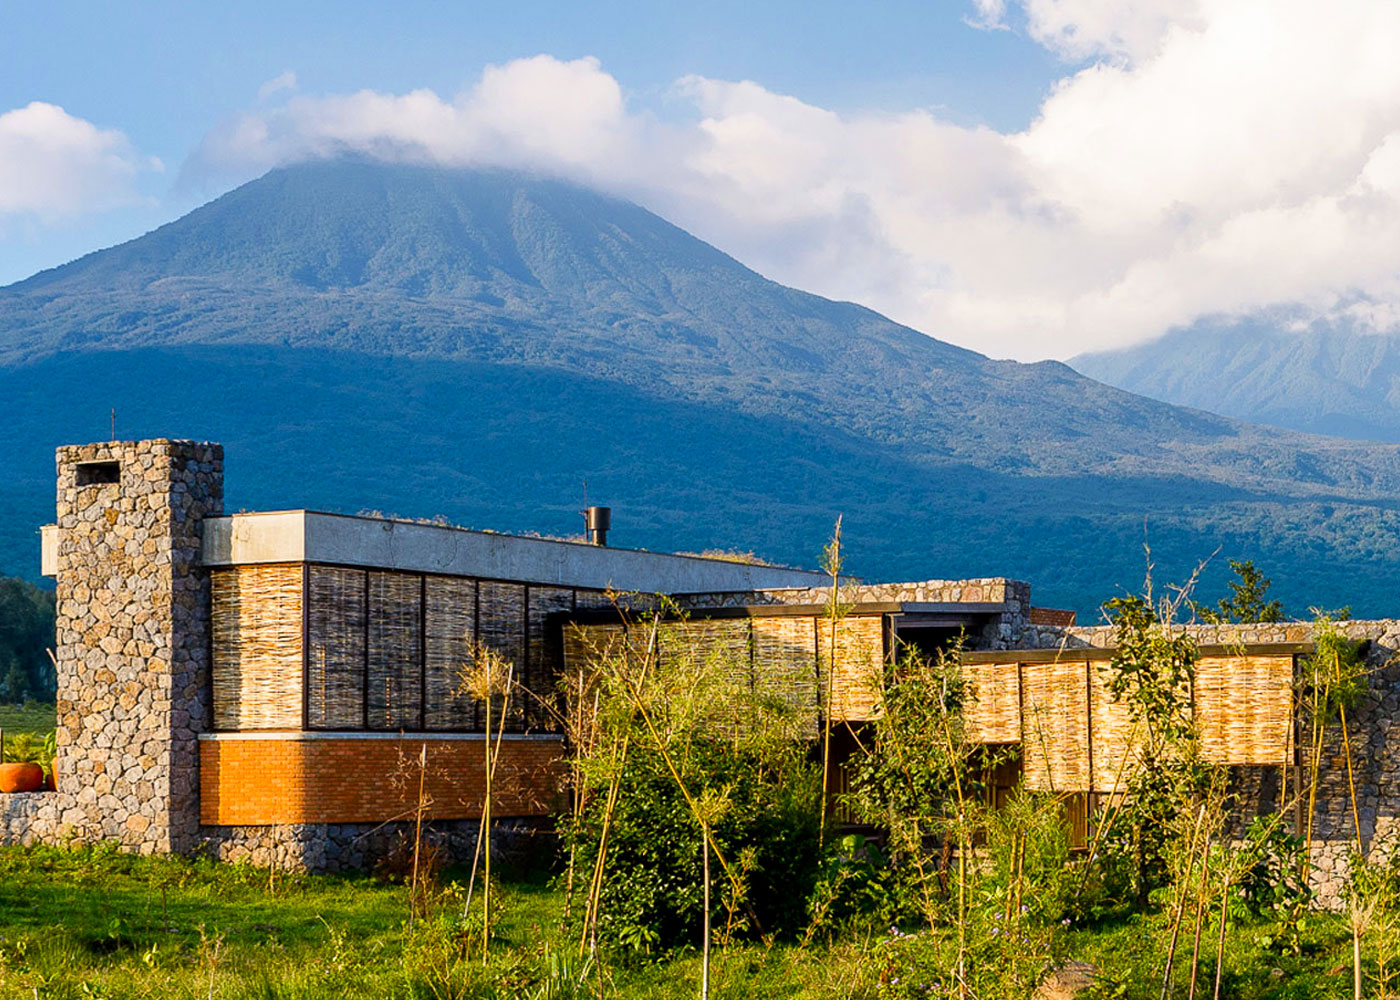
xmin=198 ymin=817 xmax=555 ymax=872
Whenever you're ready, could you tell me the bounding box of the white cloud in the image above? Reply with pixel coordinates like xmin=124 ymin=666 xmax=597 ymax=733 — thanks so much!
xmin=1020 ymin=0 xmax=1205 ymax=62
xmin=186 ymin=2 xmax=1400 ymax=361
xmin=257 ymin=70 xmax=299 ymax=103
xmin=966 ymin=0 xmax=1009 ymax=30
xmin=0 ymin=102 xmax=151 ymax=220
xmin=193 ymin=56 xmax=659 ymax=189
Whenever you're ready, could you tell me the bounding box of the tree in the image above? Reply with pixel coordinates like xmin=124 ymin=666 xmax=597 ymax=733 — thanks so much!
xmin=0 ymin=658 xmax=29 ymax=703
xmin=0 ymin=576 xmax=57 ymax=703
xmin=1102 ymin=594 xmax=1205 ymax=907
xmin=1193 ymin=559 xmax=1284 ymax=623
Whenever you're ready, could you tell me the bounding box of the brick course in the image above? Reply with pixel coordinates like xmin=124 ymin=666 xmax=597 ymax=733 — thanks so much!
xmin=199 ymin=736 xmax=566 ymax=825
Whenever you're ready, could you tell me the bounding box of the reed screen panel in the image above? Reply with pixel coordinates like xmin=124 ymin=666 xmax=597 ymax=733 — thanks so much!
xmin=479 ymin=582 xmax=528 ymax=729
xmin=964 ymin=651 xmax=1297 ymax=791
xmin=527 ymin=588 xmax=575 ymax=728
xmin=295 ymin=566 xmax=577 ymax=733
xmin=211 ymin=564 xmax=303 ymax=730
xmin=563 ymin=622 xmax=626 ymax=671
xmin=307 ymin=566 xmax=367 ymax=729
xmin=751 ymin=616 xmax=820 ymax=738
xmin=1195 ymin=654 xmax=1293 ymax=764
xmin=1088 ymin=664 xmax=1135 ymax=793
xmin=818 ymin=616 xmax=885 ymax=722
xmin=656 ymin=619 xmax=754 ymax=735
xmin=424 ymin=576 xmax=478 ymax=730
xmin=962 ymin=660 xmax=1020 ymax=744
xmin=1021 ymin=660 xmax=1091 ymax=792
xmin=366 ymin=572 xmax=423 ymax=730
xmin=657 ymin=620 xmax=751 ymax=681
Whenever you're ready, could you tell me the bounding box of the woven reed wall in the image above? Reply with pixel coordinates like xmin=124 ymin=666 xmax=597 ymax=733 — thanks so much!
xmin=424 ymin=575 xmax=478 ymax=730
xmin=963 ymin=661 xmax=1020 ymax=744
xmin=527 ymin=588 xmax=575 ymax=728
xmin=966 ymin=652 xmax=1296 ymax=792
xmin=563 ymin=622 xmax=626 ymax=671
xmin=562 ymin=613 xmax=886 ymax=735
xmin=1088 ymin=665 xmax=1134 ymax=793
xmin=366 ymin=572 xmax=422 ymax=731
xmin=307 ymin=566 xmax=366 ymax=729
xmin=478 ymin=581 xmax=527 ymax=729
xmin=1196 ymin=654 xmax=1293 ymax=765
xmin=657 ymin=619 xmax=750 ymax=679
xmin=658 ymin=619 xmax=754 ymax=735
xmin=751 ymin=616 xmax=820 ymax=738
xmin=819 ymin=616 xmax=885 ymax=722
xmin=1021 ymin=660 xmax=1091 ymax=793
xmin=211 ymin=565 xmax=304 ymax=730
xmin=213 ymin=563 xmax=600 ymax=733
xmin=573 ymin=589 xmax=616 ymax=611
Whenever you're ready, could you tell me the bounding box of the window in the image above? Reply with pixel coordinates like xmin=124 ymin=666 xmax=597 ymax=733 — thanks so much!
xmin=76 ymin=461 xmax=120 ymax=486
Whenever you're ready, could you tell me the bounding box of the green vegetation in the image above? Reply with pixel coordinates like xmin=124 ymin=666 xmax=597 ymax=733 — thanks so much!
xmin=562 ymin=601 xmax=822 ymax=966
xmin=0 ymin=576 xmax=55 ymax=704
xmin=0 ymin=700 xmax=56 ymax=736
xmin=0 ymin=835 xmax=1389 ymax=998
xmin=1192 ymin=560 xmax=1286 ymax=623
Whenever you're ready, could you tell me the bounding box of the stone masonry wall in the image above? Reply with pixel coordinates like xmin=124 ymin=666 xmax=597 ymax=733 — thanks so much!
xmin=199 ymin=817 xmax=554 ymax=873
xmin=678 ymin=578 xmax=1032 ymax=649
xmin=0 ymin=439 xmax=222 ymax=854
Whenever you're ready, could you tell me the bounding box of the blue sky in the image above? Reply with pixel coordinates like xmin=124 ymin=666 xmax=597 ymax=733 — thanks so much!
xmin=4 ymin=2 xmax=1400 ymax=360
xmin=0 ymin=0 xmax=1059 ymax=284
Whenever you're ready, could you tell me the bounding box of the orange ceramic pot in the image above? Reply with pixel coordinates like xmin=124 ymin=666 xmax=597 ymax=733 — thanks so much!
xmin=44 ymin=761 xmax=56 ymax=791
xmin=0 ymin=762 xmax=45 ymax=793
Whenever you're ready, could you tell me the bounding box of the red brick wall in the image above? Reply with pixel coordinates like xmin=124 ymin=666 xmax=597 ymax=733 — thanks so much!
xmin=200 ymin=736 xmax=567 ymax=825
xmin=1029 ymin=607 xmax=1077 ymax=627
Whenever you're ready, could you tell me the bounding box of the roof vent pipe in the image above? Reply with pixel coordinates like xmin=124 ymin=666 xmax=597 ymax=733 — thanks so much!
xmin=585 ymin=506 xmax=611 ymax=546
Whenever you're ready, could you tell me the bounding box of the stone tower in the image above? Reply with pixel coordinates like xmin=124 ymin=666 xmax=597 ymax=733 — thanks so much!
xmin=50 ymin=439 xmax=223 ymax=853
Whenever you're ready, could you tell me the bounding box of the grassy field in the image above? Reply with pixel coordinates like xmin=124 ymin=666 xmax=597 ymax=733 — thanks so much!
xmin=0 ymin=701 xmax=55 ymax=738
xmin=0 ymin=843 xmax=877 ymax=999
xmin=0 ymin=842 xmax=1367 ymax=1000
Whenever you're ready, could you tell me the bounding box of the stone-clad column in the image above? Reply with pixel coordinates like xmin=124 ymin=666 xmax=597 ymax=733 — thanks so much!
xmin=51 ymin=439 xmax=223 ymax=853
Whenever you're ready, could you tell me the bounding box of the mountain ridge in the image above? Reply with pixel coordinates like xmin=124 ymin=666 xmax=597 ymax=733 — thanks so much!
xmin=1072 ymin=322 xmax=1400 ymax=444
xmin=7 ymin=160 xmax=1400 ymax=615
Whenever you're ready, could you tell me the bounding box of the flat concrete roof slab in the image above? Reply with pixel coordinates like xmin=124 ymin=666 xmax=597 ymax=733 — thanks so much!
xmin=202 ymin=510 xmax=827 ymax=594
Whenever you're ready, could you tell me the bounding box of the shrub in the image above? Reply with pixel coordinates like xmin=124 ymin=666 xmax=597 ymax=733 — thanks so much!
xmin=563 ymin=741 xmax=821 ymax=951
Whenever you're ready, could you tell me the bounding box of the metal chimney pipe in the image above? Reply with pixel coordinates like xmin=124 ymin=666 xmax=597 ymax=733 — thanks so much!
xmin=585 ymin=506 xmax=611 ymax=546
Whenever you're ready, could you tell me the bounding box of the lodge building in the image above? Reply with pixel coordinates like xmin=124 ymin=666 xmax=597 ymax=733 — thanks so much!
xmin=3 ymin=437 xmax=1399 ymax=900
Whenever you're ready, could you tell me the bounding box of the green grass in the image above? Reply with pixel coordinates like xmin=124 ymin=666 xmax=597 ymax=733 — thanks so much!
xmin=0 ymin=701 xmax=55 ymax=738
xmin=0 ymin=843 xmax=879 ymax=999
xmin=0 ymin=843 xmax=1374 ymax=999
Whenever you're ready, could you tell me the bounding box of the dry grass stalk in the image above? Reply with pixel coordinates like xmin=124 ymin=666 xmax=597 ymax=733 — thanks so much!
xmin=819 ymin=515 xmax=845 ymax=848
xmin=455 ymin=639 xmax=515 ymax=959
xmin=1186 ymin=781 xmax=1226 ymax=1000
xmin=1160 ymin=803 xmax=1209 ymax=1000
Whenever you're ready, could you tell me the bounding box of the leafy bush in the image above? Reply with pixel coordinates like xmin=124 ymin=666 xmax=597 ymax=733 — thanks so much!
xmin=1 ymin=729 xmax=55 ymax=778
xmin=564 ymin=741 xmax=821 ymax=951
